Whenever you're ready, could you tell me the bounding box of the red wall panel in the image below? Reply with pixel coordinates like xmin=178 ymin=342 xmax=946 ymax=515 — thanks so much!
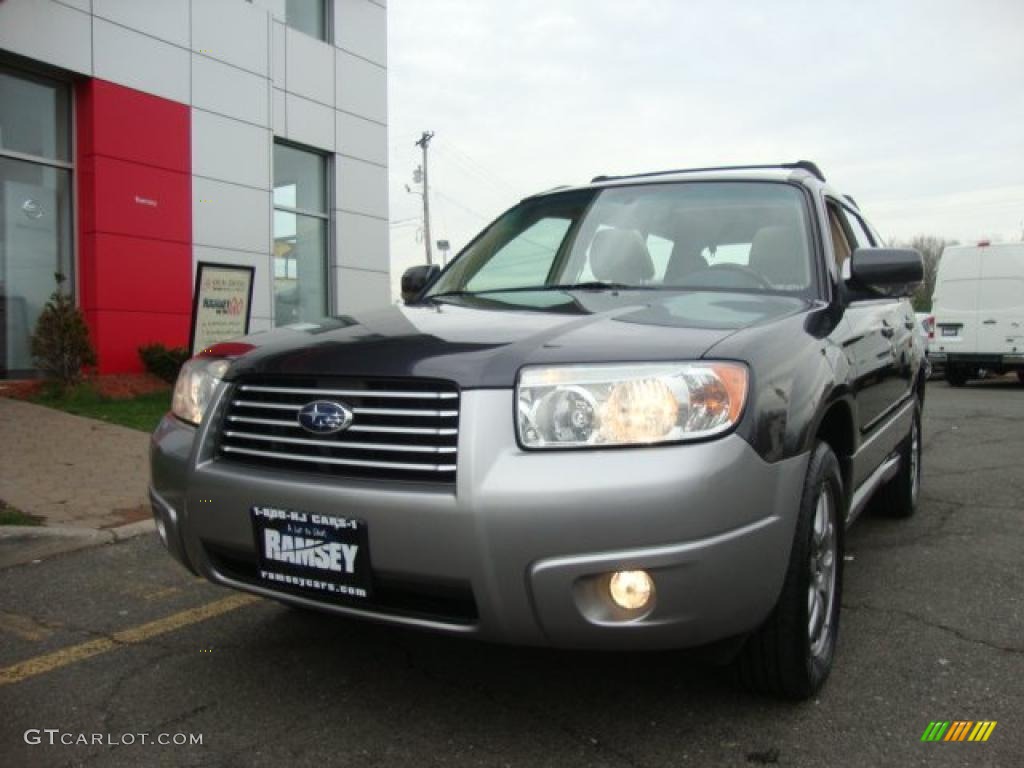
xmin=89 ymin=235 xmax=191 ymax=314
xmin=86 ymin=156 xmax=190 ymax=243
xmin=84 ymin=310 xmax=190 ymax=374
xmin=76 ymin=80 xmax=192 ymax=373
xmin=78 ymin=79 xmax=189 ymax=173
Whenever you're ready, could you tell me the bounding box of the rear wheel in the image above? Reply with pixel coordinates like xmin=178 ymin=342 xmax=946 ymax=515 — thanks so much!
xmin=877 ymin=404 xmax=922 ymax=518
xmin=946 ymin=366 xmax=968 ymax=387
xmin=734 ymin=441 xmax=843 ymax=699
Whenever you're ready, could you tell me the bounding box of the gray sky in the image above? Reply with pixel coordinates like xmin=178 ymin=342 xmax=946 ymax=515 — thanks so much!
xmin=387 ymin=0 xmax=1024 ymax=295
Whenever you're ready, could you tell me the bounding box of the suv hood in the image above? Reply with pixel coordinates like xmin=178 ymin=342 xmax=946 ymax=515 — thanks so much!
xmin=228 ymin=290 xmax=810 ymax=388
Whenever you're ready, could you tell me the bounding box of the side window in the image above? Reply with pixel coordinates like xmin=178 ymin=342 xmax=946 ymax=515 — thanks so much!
xmin=465 ymin=217 xmax=571 ymax=292
xmin=844 ymin=209 xmax=874 ymax=248
xmin=826 ymin=203 xmax=853 ymax=270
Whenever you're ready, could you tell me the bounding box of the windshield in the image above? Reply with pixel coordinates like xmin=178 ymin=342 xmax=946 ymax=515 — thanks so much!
xmin=426 ymin=181 xmax=816 ymax=299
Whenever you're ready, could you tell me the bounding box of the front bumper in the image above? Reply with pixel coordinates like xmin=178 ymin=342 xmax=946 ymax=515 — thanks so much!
xmin=150 ymin=387 xmax=808 ymax=650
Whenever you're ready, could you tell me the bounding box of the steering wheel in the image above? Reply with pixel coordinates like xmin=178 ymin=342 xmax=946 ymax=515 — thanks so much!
xmin=705 ymin=263 xmax=773 ymax=290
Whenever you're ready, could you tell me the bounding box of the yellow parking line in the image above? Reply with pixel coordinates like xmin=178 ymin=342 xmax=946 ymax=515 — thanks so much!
xmin=0 ymin=612 xmax=57 ymax=642
xmin=0 ymin=594 xmax=259 ymax=687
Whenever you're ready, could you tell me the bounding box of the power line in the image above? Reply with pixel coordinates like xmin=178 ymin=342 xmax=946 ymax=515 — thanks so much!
xmin=434 ymin=138 xmax=522 ymax=196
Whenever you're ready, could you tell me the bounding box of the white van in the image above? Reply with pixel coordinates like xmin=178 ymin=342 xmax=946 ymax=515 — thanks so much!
xmin=930 ymin=241 xmax=1024 ymax=386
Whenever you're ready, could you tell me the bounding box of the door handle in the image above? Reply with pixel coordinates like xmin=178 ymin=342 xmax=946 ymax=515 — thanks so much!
xmin=983 ymin=319 xmax=997 ymax=325
xmin=881 ymin=327 xmax=895 ymax=339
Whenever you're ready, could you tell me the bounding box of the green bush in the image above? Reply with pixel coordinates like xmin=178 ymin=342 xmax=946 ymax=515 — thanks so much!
xmin=138 ymin=343 xmax=190 ymax=383
xmin=31 ymin=273 xmax=97 ymax=391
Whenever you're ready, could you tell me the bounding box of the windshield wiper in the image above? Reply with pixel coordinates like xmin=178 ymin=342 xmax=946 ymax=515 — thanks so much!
xmin=427 ymin=282 xmax=660 ymax=302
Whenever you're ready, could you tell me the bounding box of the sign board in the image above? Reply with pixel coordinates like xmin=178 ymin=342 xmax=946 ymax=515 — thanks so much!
xmin=189 ymin=262 xmax=255 ymax=356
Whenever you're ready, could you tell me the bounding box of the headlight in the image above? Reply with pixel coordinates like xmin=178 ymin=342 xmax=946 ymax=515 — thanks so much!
xmin=171 ymin=357 xmax=230 ymax=425
xmin=517 ymin=362 xmax=748 ymax=448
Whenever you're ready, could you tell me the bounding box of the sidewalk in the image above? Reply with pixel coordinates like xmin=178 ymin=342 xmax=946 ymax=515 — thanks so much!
xmin=1 ymin=397 xmax=153 ymax=566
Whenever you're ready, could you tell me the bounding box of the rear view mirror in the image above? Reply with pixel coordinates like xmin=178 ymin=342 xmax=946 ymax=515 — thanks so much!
xmin=848 ymin=248 xmax=923 ymax=298
xmin=401 ymin=264 xmax=440 ymax=303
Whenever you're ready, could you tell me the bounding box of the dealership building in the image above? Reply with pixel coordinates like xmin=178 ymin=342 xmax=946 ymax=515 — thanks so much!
xmin=0 ymin=0 xmax=389 ymax=376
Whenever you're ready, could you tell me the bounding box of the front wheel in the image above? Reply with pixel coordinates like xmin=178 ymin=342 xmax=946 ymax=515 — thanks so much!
xmin=734 ymin=441 xmax=844 ymax=699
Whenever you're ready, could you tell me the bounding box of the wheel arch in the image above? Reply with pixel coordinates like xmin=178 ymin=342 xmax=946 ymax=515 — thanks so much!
xmin=808 ymin=395 xmax=856 ymax=499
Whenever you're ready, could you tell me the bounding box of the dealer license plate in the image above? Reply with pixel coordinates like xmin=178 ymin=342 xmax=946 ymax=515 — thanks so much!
xmin=251 ymin=506 xmax=372 ymax=600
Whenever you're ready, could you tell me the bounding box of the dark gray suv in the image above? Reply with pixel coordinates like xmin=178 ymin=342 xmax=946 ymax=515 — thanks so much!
xmin=151 ymin=161 xmax=926 ymax=699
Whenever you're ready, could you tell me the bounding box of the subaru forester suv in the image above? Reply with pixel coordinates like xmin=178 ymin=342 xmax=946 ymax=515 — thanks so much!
xmin=151 ymin=161 xmax=926 ymax=699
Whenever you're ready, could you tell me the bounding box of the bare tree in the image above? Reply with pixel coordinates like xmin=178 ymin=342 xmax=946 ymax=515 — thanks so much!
xmin=893 ymin=235 xmax=957 ymax=312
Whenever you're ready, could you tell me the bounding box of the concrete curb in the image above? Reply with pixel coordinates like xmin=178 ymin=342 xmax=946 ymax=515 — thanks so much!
xmin=0 ymin=519 xmax=155 ymax=569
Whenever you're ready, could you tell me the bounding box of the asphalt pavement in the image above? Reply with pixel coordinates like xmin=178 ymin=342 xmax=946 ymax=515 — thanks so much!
xmin=1 ymin=378 xmax=1021 ymax=768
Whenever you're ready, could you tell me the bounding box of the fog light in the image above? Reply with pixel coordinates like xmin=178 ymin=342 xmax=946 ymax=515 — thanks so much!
xmin=609 ymin=570 xmax=653 ymax=610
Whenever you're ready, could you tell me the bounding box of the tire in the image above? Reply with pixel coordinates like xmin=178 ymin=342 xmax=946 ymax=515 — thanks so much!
xmin=877 ymin=403 xmax=922 ymax=519
xmin=734 ymin=441 xmax=844 ymax=699
xmin=946 ymin=366 xmax=968 ymax=387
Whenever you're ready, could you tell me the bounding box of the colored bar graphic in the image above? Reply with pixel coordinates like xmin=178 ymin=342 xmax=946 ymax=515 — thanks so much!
xmin=945 ymin=721 xmax=972 ymax=741
xmin=921 ymin=721 xmax=950 ymax=741
xmin=922 ymin=721 xmax=996 ymax=742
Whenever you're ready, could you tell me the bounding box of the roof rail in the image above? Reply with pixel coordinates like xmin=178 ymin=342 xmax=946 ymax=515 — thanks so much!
xmin=843 ymin=194 xmax=859 ymax=209
xmin=591 ymin=160 xmax=826 ymax=184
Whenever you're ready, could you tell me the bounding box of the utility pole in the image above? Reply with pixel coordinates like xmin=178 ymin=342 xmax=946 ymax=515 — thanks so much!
xmin=415 ymin=131 xmax=435 ymax=265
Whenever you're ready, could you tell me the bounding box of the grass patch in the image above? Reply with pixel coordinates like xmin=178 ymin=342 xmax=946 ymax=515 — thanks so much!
xmin=0 ymin=500 xmax=42 ymax=526
xmin=31 ymin=383 xmax=171 ymax=433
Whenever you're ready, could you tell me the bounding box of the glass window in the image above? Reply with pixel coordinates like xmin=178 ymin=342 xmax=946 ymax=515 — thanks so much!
xmin=273 ymin=143 xmax=328 ymax=326
xmin=844 ymin=209 xmax=874 ymax=248
xmin=465 ymin=218 xmax=570 ymax=292
xmin=286 ymin=0 xmax=327 ymax=41
xmin=0 ymin=158 xmax=73 ymax=375
xmin=827 ymin=203 xmax=853 ymax=269
xmin=429 ymin=182 xmax=815 ymax=298
xmin=0 ymin=66 xmax=73 ymax=376
xmin=0 ymin=69 xmax=71 ymax=163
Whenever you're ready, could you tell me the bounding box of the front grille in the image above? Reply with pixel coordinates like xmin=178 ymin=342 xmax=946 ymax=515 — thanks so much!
xmin=217 ymin=376 xmax=459 ymax=484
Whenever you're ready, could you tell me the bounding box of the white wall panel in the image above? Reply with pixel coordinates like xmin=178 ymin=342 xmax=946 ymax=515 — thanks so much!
xmin=250 ymin=0 xmax=285 ymax=22
xmin=93 ymin=0 xmax=189 ymax=47
xmin=336 ymin=111 xmax=387 ymax=165
xmin=0 ymin=0 xmax=92 ymax=76
xmin=334 ymin=0 xmax=386 ymax=66
xmin=192 ymin=109 xmax=271 ymax=190
xmin=335 ymin=155 xmax=388 ymax=218
xmin=335 ymin=49 xmax=386 ymax=123
xmin=272 ymin=88 xmax=287 ymax=135
xmin=334 ymin=267 xmax=391 ymax=313
xmin=336 ymin=211 xmax=387 ymax=272
xmin=193 ymin=177 xmax=271 ymax=254
xmin=285 ymin=27 xmax=335 ymax=106
xmin=192 ymin=54 xmax=270 ymax=127
xmin=191 ymin=0 xmax=269 ymax=77
xmin=192 ymin=245 xmax=272 ymax=321
xmin=93 ymin=18 xmax=189 ymax=104
xmin=271 ymin=20 xmax=286 ymax=89
xmin=285 ymin=94 xmax=334 ymax=152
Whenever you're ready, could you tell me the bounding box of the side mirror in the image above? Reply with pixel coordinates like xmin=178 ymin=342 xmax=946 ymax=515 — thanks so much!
xmin=401 ymin=264 xmax=440 ymax=303
xmin=847 ymin=248 xmax=923 ymax=298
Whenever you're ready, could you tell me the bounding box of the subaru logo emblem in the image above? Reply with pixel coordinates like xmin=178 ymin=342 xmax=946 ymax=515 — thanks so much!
xmin=297 ymin=400 xmax=353 ymax=435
